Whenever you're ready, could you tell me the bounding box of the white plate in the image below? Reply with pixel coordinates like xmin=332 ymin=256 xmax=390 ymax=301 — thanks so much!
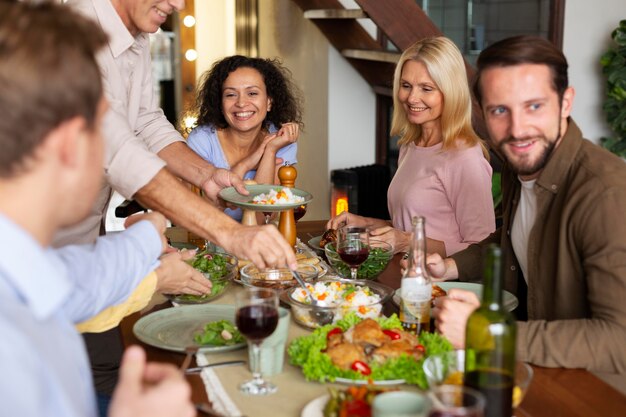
xmin=307 ymin=236 xmax=325 ymax=255
xmin=334 ymin=377 xmax=405 ymax=386
xmin=301 ymin=394 xmax=329 ymax=417
xmin=392 ymin=282 xmax=519 ymax=312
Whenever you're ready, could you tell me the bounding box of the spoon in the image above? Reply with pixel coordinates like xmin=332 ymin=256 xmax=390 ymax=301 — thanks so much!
xmin=290 ymin=270 xmax=334 ymax=326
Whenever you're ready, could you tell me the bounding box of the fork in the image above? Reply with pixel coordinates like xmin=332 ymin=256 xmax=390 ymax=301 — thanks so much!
xmin=180 ymin=346 xmax=199 ymax=373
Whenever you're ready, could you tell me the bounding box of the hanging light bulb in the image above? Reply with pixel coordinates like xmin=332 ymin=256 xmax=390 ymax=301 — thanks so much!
xmin=183 ymin=15 xmax=196 ymax=28
xmin=184 ymin=49 xmax=198 ymax=62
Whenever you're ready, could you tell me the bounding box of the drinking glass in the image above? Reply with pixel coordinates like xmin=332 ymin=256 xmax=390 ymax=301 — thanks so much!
xmin=336 ymin=226 xmax=370 ymax=279
xmin=293 ymin=204 xmax=307 ymax=222
xmin=262 ymin=212 xmax=273 ymax=224
xmin=235 ymin=287 xmax=279 ymax=395
xmin=428 ymin=385 xmax=485 ymax=417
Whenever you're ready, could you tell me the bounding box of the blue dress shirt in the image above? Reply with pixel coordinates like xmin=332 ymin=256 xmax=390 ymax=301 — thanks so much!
xmin=0 ymin=215 xmax=161 ymax=416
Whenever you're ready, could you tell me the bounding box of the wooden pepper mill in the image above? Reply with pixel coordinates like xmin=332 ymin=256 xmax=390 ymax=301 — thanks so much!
xmin=240 ymin=180 xmax=258 ymax=226
xmin=278 ymin=165 xmax=297 ymax=250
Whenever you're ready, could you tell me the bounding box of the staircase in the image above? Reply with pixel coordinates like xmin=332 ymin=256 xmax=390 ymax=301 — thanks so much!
xmin=289 ymin=0 xmax=487 ymax=142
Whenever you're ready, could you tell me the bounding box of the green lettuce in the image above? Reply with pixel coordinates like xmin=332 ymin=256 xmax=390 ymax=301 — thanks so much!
xmin=287 ymin=313 xmax=452 ymax=388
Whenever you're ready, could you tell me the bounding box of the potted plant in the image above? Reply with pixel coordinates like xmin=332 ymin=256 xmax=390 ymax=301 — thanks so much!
xmin=600 ymin=19 xmax=626 ymax=157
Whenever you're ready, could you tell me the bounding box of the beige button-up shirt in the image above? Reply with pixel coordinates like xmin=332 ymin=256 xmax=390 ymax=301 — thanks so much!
xmin=55 ymin=0 xmax=183 ymax=245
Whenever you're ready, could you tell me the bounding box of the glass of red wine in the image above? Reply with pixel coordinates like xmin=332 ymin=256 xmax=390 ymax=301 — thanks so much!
xmin=293 ymin=204 xmax=307 ymax=222
xmin=262 ymin=211 xmax=273 ymax=224
xmin=235 ymin=287 xmax=279 ymax=395
xmin=336 ymin=226 xmax=370 ymax=279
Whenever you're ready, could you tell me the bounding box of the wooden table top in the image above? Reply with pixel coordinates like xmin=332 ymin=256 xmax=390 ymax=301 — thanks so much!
xmin=121 ymin=220 xmax=626 ymax=417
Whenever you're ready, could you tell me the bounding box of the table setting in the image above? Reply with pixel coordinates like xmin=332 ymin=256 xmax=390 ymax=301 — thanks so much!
xmin=120 ymin=218 xmax=626 ymax=417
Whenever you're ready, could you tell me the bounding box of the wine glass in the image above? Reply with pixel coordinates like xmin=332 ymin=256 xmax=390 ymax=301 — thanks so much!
xmin=262 ymin=211 xmax=273 ymax=224
xmin=336 ymin=226 xmax=370 ymax=279
xmin=293 ymin=204 xmax=307 ymax=222
xmin=235 ymin=287 xmax=279 ymax=395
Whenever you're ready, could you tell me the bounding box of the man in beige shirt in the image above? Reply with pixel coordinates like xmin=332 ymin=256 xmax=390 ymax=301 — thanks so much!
xmin=62 ymin=1 xmax=298 ymax=414
xmin=61 ymin=0 xmax=297 ymax=270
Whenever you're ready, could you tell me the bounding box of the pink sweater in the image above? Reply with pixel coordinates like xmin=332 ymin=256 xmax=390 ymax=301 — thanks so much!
xmin=387 ymin=140 xmax=495 ymax=255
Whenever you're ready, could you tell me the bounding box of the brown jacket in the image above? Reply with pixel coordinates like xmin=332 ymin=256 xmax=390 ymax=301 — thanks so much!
xmin=452 ymin=120 xmax=626 ymax=392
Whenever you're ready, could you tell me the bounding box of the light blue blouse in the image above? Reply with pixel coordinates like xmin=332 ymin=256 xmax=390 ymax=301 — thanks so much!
xmin=187 ymin=123 xmax=298 ymax=220
xmin=0 ymin=215 xmax=161 ymax=417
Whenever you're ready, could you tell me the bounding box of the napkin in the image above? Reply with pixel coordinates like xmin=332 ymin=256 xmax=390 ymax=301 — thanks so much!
xmin=196 ymin=353 xmax=244 ymax=417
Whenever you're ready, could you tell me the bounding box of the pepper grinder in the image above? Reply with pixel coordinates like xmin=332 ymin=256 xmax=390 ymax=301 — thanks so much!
xmin=240 ymin=180 xmax=258 ymax=226
xmin=278 ymin=165 xmax=297 ymax=250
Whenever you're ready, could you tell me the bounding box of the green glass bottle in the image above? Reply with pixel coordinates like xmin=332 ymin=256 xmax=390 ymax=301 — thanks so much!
xmin=463 ymin=244 xmax=516 ymax=417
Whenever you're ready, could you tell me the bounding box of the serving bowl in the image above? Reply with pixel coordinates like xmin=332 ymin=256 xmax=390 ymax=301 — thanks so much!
xmin=423 ymin=350 xmax=534 ymax=408
xmin=239 ymin=263 xmax=318 ymax=291
xmin=165 ymin=251 xmax=238 ymax=305
xmin=280 ymin=277 xmax=394 ymax=329
xmin=324 ymin=240 xmax=393 ymax=280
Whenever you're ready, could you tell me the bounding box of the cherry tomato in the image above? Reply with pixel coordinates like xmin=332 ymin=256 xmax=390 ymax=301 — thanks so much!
xmin=350 ymin=360 xmax=372 ymax=376
xmin=415 ymin=344 xmax=426 ymax=354
xmin=343 ymin=399 xmax=370 ymax=417
xmin=326 ymin=327 xmax=343 ymax=340
xmin=382 ymin=329 xmax=401 ymax=340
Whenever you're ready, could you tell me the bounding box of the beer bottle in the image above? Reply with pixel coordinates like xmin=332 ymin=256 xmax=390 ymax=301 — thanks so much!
xmin=399 ymin=216 xmax=431 ymax=334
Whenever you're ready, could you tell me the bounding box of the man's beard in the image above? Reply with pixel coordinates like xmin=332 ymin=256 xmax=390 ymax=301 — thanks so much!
xmin=499 ymin=134 xmax=558 ymax=177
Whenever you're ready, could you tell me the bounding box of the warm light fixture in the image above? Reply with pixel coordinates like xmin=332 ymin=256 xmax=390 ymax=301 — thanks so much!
xmin=335 ymin=197 xmax=348 ymax=216
xmin=184 ymin=49 xmax=198 ymax=61
xmin=183 ymin=15 xmax=196 ymax=27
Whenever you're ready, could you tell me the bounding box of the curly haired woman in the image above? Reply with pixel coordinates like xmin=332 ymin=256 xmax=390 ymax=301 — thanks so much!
xmin=187 ymin=55 xmax=304 ymax=220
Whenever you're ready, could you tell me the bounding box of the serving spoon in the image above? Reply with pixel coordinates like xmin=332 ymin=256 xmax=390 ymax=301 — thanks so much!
xmin=290 ymin=270 xmax=334 ymax=326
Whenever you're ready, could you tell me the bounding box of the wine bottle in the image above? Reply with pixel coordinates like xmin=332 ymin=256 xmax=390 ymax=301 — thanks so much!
xmin=463 ymin=244 xmax=517 ymax=417
xmin=399 ymin=216 xmax=431 ymax=334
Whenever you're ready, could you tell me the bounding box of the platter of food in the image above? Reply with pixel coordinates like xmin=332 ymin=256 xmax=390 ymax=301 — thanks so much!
xmin=133 ymin=304 xmax=246 ymax=353
xmin=302 ymin=387 xmax=390 ymax=417
xmin=219 ymin=184 xmax=313 ymax=211
xmin=288 ymin=313 xmax=452 ymax=388
xmin=392 ymin=282 xmax=519 ymax=312
xmin=307 ymin=229 xmax=337 ymax=255
xmin=307 ymin=235 xmax=324 ymax=255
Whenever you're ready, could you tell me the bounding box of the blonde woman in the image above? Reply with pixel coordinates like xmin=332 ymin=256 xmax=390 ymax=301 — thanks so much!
xmin=328 ymin=37 xmax=494 ymax=257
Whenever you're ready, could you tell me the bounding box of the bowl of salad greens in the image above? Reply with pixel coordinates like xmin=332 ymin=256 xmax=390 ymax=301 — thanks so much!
xmin=324 ymin=240 xmax=393 ymax=280
xmin=166 ymin=250 xmax=238 ymax=305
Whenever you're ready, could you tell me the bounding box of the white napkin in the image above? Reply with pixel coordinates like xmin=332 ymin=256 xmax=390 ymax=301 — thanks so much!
xmin=196 ymin=353 xmax=244 ymax=417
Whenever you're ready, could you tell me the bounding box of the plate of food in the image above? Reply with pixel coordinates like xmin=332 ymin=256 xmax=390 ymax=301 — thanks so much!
xmin=288 ymin=313 xmax=452 ymax=388
xmin=301 ymin=387 xmax=390 ymax=417
xmin=219 ymin=184 xmax=313 ymax=211
xmin=392 ymin=282 xmax=519 ymax=312
xmin=307 ymin=229 xmax=336 ymax=256
xmin=133 ymin=304 xmax=246 ymax=353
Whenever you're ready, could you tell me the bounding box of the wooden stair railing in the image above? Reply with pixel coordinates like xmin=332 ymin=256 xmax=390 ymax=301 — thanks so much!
xmin=290 ymin=0 xmax=487 ymax=138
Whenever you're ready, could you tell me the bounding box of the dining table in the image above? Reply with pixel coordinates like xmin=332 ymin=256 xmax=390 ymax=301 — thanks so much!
xmin=120 ymin=220 xmax=626 ymax=417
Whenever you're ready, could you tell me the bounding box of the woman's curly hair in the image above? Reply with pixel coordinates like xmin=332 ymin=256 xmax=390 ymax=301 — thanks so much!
xmin=195 ymin=55 xmax=303 ymax=131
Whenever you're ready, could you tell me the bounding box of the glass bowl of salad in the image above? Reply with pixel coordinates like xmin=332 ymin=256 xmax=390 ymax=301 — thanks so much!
xmin=280 ymin=277 xmax=394 ymax=329
xmin=325 ymin=240 xmax=393 ymax=280
xmin=165 ymin=250 xmax=238 ymax=305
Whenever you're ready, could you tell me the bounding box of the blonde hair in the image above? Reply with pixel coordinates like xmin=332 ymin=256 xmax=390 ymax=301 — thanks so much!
xmin=391 ymin=37 xmax=486 ymax=156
